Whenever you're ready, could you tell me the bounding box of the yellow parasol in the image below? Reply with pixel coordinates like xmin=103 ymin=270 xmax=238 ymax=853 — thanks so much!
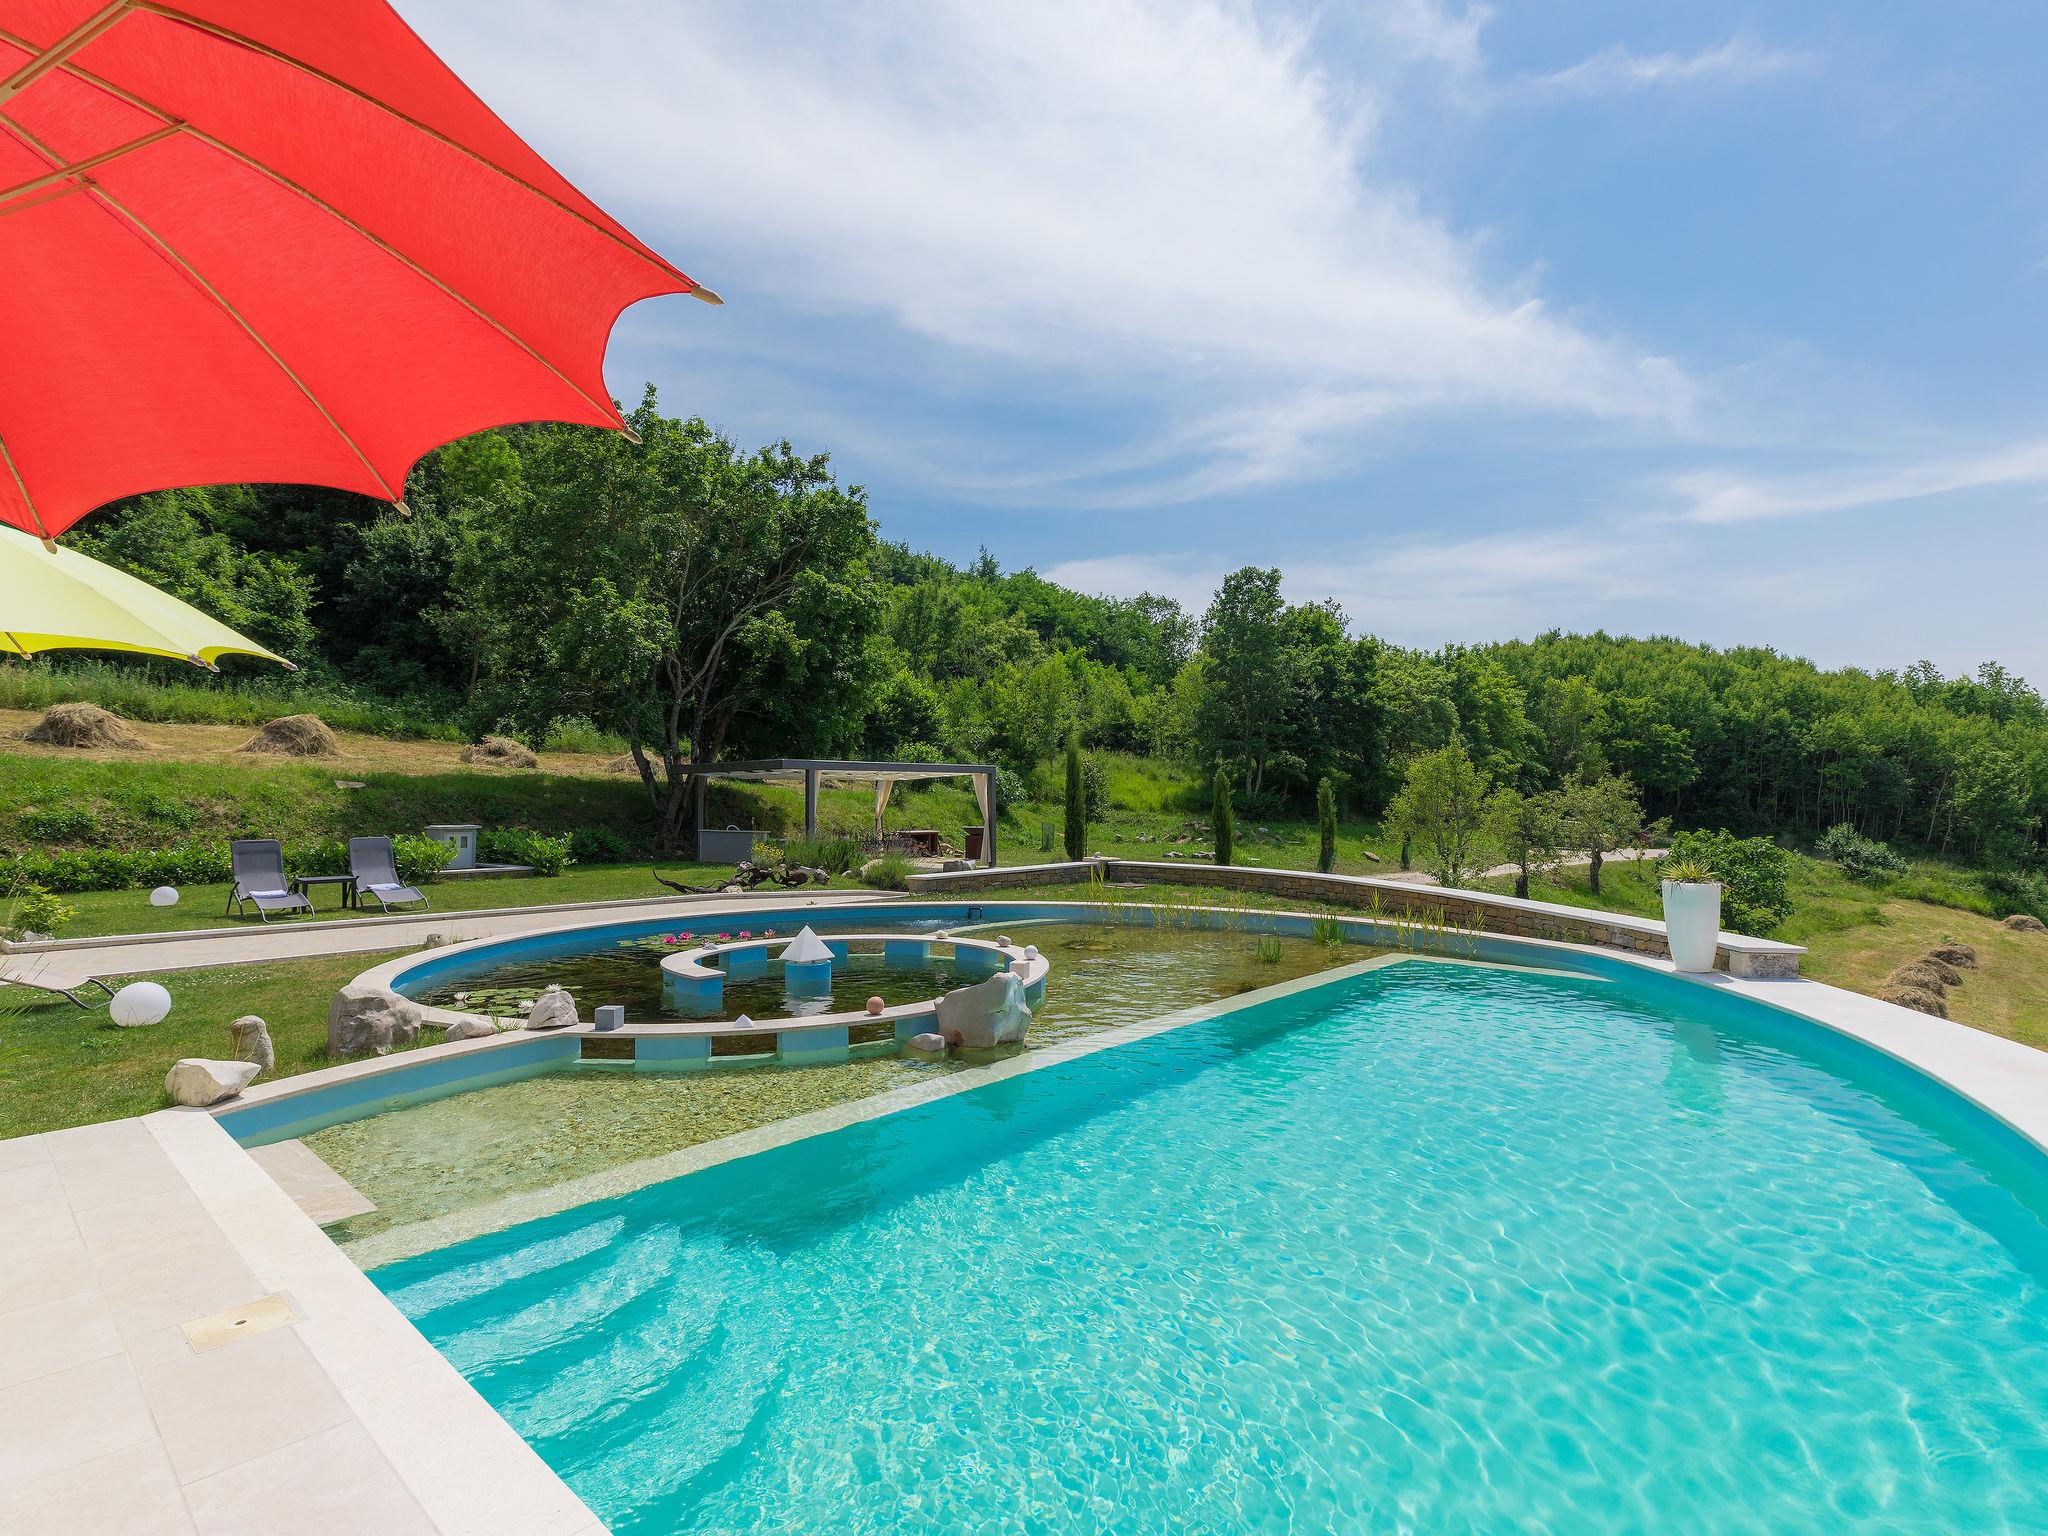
xmin=0 ymin=524 xmax=290 ymax=670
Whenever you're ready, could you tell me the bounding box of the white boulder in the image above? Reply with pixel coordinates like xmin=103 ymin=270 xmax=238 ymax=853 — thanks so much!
xmin=229 ymin=1015 xmax=274 ymax=1071
xmin=445 ymin=1016 xmax=498 ymax=1041
xmin=904 ymin=1031 xmax=948 ymax=1061
xmin=165 ymin=1058 xmax=261 ymax=1107
xmin=524 ymin=985 xmax=578 ymax=1031
xmin=934 ymin=970 xmax=1031 ymax=1051
xmin=327 ymin=985 xmax=424 ymax=1057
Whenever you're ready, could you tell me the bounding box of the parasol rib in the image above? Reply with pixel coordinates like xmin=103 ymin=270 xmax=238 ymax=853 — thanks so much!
xmin=1 ymin=51 xmax=633 ymax=426
xmin=0 ymin=428 xmax=52 ymax=542
xmin=121 ymin=3 xmax=711 ymax=298
xmin=0 ymin=121 xmax=183 ymax=203
xmin=0 ymin=0 xmax=127 ymax=106
xmin=86 ymin=180 xmax=404 ymax=502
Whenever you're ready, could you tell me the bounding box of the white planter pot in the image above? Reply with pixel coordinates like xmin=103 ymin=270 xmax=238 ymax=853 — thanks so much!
xmin=1661 ymin=880 xmax=1723 ymax=973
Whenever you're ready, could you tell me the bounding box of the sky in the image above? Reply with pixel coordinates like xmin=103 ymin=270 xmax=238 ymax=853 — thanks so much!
xmin=404 ymin=0 xmax=2048 ymax=686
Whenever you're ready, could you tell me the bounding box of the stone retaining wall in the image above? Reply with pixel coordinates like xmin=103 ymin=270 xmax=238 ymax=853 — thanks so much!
xmin=904 ymin=858 xmax=1804 ymax=978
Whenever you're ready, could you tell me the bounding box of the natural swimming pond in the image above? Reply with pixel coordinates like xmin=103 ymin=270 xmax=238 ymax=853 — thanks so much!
xmin=312 ymin=920 xmax=1358 ymax=1254
xmin=371 ymin=954 xmax=2048 ymax=1534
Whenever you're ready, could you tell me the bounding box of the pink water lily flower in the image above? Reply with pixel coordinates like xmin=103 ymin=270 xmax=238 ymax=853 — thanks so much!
xmin=739 ymin=930 xmax=752 ymax=939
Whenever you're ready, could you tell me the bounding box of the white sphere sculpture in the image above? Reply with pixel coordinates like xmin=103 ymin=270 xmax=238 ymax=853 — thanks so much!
xmin=149 ymin=886 xmax=179 ymax=907
xmin=109 ymin=981 xmax=173 ymax=1028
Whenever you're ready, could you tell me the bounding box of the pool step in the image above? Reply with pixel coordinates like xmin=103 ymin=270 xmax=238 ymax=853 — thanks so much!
xmin=247 ymin=1138 xmax=377 ymax=1226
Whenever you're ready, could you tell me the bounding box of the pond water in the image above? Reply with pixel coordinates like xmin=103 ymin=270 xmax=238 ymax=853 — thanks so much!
xmin=313 ymin=920 xmax=1362 ymax=1255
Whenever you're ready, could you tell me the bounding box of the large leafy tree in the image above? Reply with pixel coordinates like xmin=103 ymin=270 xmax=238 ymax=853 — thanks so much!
xmin=1388 ymin=742 xmax=1489 ymax=887
xmin=458 ymin=392 xmax=881 ymax=849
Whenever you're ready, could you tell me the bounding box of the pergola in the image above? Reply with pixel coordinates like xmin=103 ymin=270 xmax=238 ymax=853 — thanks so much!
xmin=677 ymin=758 xmax=999 ymax=867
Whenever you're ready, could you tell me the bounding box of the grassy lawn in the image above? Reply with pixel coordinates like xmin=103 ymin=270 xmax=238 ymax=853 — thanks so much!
xmin=0 ymin=952 xmax=391 ymax=1138
xmin=42 ymin=861 xmax=800 ymax=939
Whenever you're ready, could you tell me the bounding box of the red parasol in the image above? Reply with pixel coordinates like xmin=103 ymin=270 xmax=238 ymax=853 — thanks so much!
xmin=0 ymin=0 xmax=715 ymax=541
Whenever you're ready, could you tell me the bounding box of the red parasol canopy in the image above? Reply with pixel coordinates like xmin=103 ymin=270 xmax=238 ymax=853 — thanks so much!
xmin=0 ymin=0 xmax=715 ymax=540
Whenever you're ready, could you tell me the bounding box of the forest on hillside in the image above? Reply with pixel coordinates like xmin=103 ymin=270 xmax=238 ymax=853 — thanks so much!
xmin=29 ymin=391 xmax=2048 ymax=874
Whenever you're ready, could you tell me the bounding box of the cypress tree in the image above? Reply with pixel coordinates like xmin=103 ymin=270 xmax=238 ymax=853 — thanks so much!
xmin=1063 ymin=735 xmax=1086 ymax=861
xmin=1316 ymin=776 xmax=1338 ymax=873
xmin=1212 ymin=766 xmax=1235 ymax=867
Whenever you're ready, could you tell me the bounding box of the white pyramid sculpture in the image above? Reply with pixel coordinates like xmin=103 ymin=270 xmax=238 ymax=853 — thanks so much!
xmin=780 ymin=926 xmax=834 ymax=965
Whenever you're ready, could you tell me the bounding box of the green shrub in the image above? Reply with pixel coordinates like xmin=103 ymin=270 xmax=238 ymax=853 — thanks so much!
xmin=18 ymin=806 xmax=100 ymax=843
xmin=1212 ymin=767 xmax=1235 ymax=867
xmin=1665 ymin=830 xmax=1794 ymax=934
xmin=992 ymin=768 xmax=1026 ymax=813
xmin=1063 ymin=736 xmax=1086 ymax=861
xmin=781 ymin=832 xmax=863 ymax=875
xmin=859 ymin=851 xmax=915 ymax=891
xmin=2 ymin=883 xmax=77 ymax=940
xmin=540 ymin=716 xmax=626 ymax=755
xmin=1312 ymin=914 xmax=1345 ymax=947
xmin=1982 ymin=868 xmax=2048 ymax=921
xmin=478 ymin=827 xmax=572 ymax=877
xmin=1815 ymin=823 xmax=1908 ymax=879
xmin=568 ymin=826 xmax=632 ymax=865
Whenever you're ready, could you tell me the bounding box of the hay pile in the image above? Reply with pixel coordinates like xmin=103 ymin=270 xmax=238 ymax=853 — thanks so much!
xmin=240 ymin=713 xmax=338 ymax=757
xmin=22 ymin=702 xmax=147 ymax=750
xmin=460 ymin=735 xmax=538 ymax=769
xmin=605 ymin=755 xmax=639 ymax=775
xmin=1885 ymin=959 xmax=1956 ymax=994
xmin=1878 ymin=985 xmax=1948 ymax=1018
xmin=1877 ymin=942 xmax=1983 ymax=1020
xmin=2003 ymin=913 xmax=2047 ymax=934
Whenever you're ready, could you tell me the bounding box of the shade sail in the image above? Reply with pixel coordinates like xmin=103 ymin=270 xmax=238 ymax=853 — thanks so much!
xmin=0 ymin=0 xmax=714 ymax=540
xmin=0 ymin=521 xmax=288 ymax=666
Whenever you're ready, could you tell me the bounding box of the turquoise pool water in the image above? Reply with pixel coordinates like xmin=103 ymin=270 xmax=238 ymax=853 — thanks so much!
xmin=374 ymin=960 xmax=2048 ymax=1533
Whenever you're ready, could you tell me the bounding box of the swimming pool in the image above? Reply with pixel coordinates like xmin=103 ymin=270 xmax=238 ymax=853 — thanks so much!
xmin=371 ymin=954 xmax=2048 ymax=1533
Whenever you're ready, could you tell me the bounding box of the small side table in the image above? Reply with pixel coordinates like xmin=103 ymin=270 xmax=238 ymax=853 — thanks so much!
xmin=290 ymin=873 xmax=360 ymax=911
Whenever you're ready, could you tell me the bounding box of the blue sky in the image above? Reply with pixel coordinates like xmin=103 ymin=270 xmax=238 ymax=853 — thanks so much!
xmin=408 ymin=0 xmax=2048 ymax=685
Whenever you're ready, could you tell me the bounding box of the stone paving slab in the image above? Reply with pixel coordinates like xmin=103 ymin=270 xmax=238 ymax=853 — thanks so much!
xmin=0 ymin=1112 xmax=604 ymax=1536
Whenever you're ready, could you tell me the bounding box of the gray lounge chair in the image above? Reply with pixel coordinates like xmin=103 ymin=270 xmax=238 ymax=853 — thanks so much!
xmin=226 ymin=839 xmax=313 ymax=921
xmin=348 ymin=836 xmax=428 ymax=912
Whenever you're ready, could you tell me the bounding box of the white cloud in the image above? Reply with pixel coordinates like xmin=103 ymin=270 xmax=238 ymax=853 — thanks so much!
xmin=1531 ymin=35 xmax=1815 ymax=97
xmin=408 ymin=0 xmax=1688 ymax=503
xmin=1673 ymin=438 xmax=2048 ymax=523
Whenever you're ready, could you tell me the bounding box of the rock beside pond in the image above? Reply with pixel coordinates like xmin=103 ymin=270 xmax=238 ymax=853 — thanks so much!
xmin=166 ymin=1058 xmax=261 ymax=1106
xmin=935 ymin=970 xmax=1031 ymax=1050
xmin=328 ymin=985 xmax=423 ymax=1056
xmin=524 ymin=985 xmax=578 ymax=1031
xmin=229 ymin=1015 xmax=274 ymax=1071
xmin=445 ymin=1016 xmax=498 ymax=1041
xmin=905 ymin=1032 xmax=948 ymax=1061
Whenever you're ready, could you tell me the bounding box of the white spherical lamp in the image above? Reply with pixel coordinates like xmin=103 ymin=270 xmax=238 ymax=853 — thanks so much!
xmin=109 ymin=981 xmax=173 ymax=1028
xmin=149 ymin=886 xmax=179 ymax=907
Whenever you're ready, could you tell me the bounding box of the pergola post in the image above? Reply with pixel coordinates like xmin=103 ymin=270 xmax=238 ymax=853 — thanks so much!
xmin=803 ymin=767 xmax=819 ymax=839
xmin=981 ymin=770 xmax=997 ymax=867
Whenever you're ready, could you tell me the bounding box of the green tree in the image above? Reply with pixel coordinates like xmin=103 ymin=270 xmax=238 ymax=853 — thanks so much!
xmin=1387 ymin=743 xmax=1489 ymax=887
xmin=1485 ymin=786 xmax=1567 ymax=900
xmin=1063 ymin=733 xmax=1086 ymax=860
xmin=1212 ymin=766 xmax=1235 ymax=866
xmin=458 ymin=393 xmax=880 ymax=849
xmin=1316 ymin=776 xmax=1338 ymax=873
xmin=1194 ymin=568 xmax=1296 ymax=803
xmin=68 ymin=488 xmax=317 ymax=659
xmin=1559 ymin=774 xmax=1650 ymax=895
